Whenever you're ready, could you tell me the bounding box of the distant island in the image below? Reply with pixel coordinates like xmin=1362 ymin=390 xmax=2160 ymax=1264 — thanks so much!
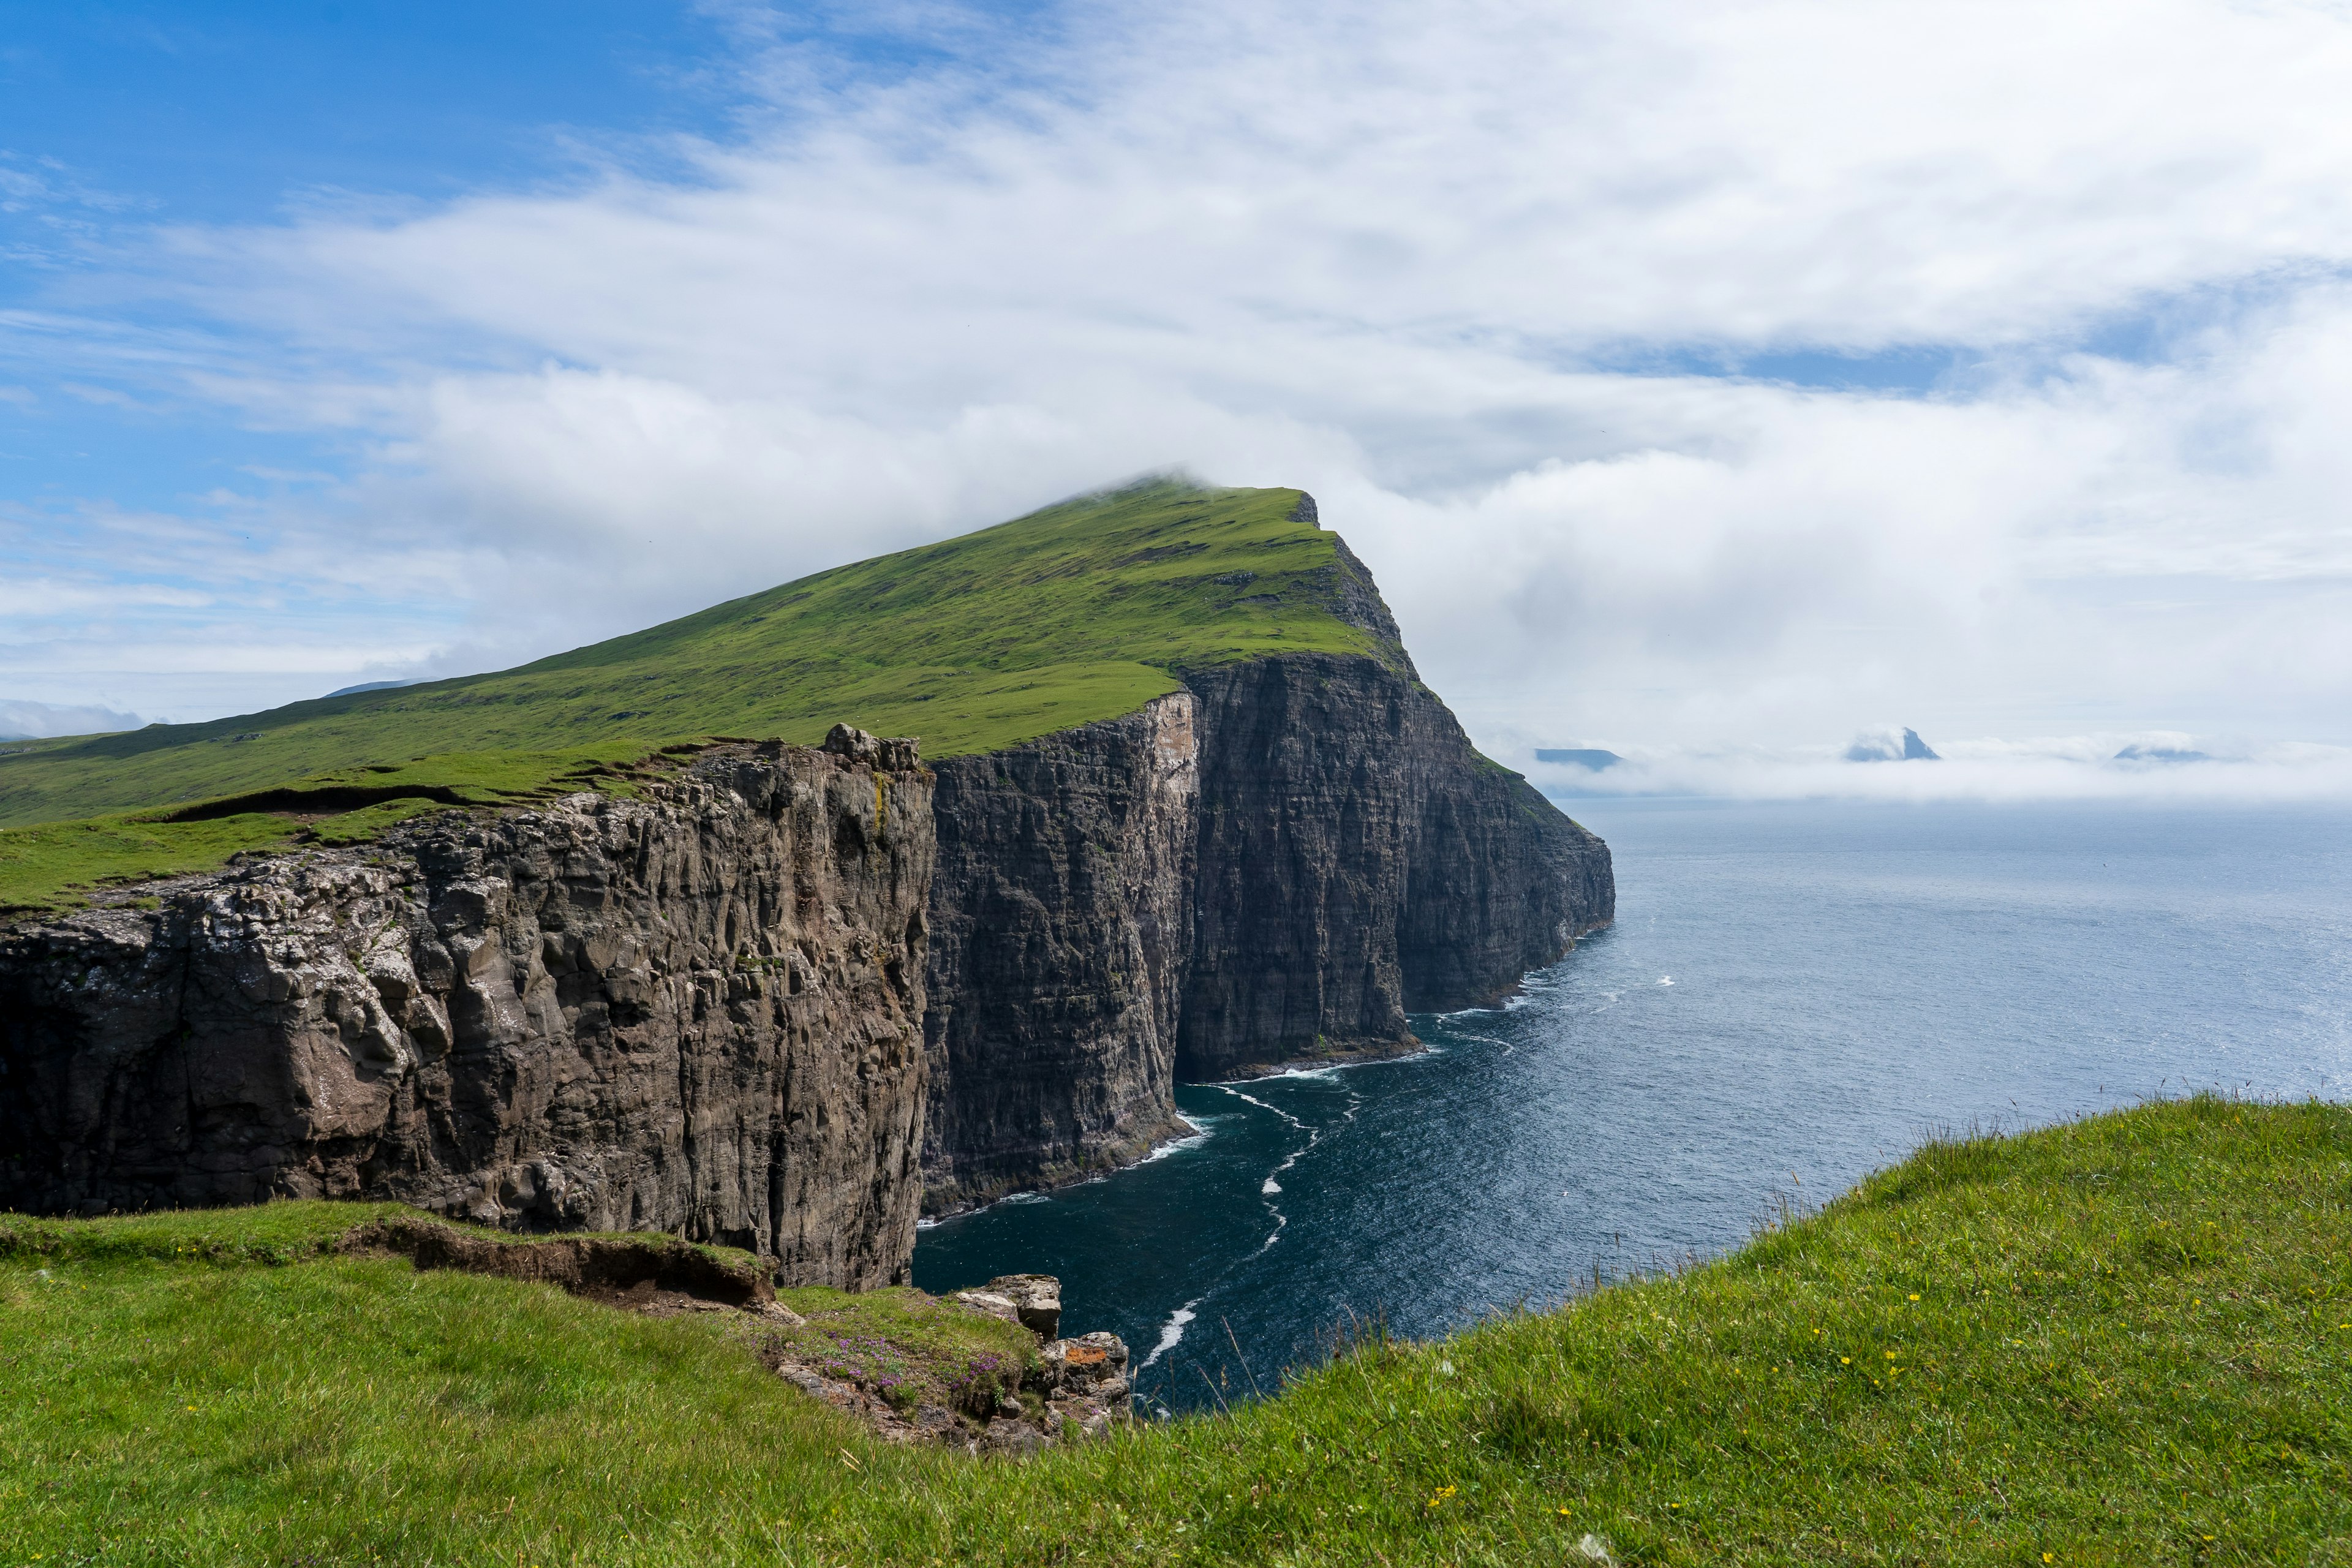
xmin=1845 ymin=726 xmax=1941 ymax=762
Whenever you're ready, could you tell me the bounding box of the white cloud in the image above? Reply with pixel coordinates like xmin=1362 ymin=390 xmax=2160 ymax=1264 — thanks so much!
xmin=1521 ymin=733 xmax=2352 ymax=806
xmin=11 ymin=0 xmax=2352 ymax=786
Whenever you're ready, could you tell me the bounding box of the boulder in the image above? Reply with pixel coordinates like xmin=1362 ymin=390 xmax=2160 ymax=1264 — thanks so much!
xmin=1041 ymin=1330 xmax=1129 ymax=1398
xmin=955 ymin=1273 xmax=1061 ymax=1340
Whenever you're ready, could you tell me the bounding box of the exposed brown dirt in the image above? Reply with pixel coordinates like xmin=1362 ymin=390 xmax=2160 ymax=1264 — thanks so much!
xmin=340 ymin=1217 xmax=774 ymax=1310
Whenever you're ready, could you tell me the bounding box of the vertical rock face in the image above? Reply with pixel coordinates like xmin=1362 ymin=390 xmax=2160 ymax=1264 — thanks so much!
xmin=1174 ymin=524 xmax=1611 ymax=1077
xmin=0 ymin=738 xmax=933 ymax=1288
xmin=920 ymin=695 xmax=1198 ymax=1212
xmin=1174 ymin=652 xmax=1612 ymax=1080
xmin=1398 ymin=751 xmax=1616 ymax=1017
xmin=921 ymin=522 xmax=1614 ymax=1203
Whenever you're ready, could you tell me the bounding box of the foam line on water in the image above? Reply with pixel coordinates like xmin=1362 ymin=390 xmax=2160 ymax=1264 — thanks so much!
xmin=1208 ymin=1084 xmax=1309 ymax=1254
xmin=917 ymin=1182 xmax=1057 ymax=1229
xmin=1137 ymin=1298 xmax=1202 ymax=1371
xmin=1217 ymin=1085 xmax=1307 ymax=1131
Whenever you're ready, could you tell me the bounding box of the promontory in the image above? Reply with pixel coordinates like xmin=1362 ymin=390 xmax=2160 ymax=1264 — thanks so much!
xmin=0 ymin=479 xmax=1613 ymax=1284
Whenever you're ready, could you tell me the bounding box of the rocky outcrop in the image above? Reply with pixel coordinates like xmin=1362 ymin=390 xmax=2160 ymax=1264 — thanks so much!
xmin=920 ymin=695 xmax=1199 ymax=1212
xmin=921 ymin=511 xmax=1614 ymax=1203
xmin=0 ymin=734 xmax=933 ymax=1288
xmin=953 ymin=1272 xmax=1065 ymax=1340
xmin=771 ymin=1270 xmax=1132 ymax=1452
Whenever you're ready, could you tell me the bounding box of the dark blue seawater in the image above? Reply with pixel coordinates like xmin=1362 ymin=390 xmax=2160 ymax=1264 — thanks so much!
xmin=913 ymin=799 xmax=2352 ymax=1413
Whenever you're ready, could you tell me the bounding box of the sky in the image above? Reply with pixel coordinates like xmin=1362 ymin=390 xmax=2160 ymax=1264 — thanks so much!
xmin=4 ymin=0 xmax=2350 ymax=799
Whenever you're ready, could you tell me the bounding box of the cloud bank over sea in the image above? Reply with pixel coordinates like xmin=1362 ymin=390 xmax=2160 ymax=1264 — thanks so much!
xmin=1515 ymin=733 xmax=2352 ymax=805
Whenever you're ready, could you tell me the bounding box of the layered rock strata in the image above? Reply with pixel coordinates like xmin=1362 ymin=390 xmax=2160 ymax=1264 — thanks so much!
xmin=1175 ymin=649 xmax=1611 ymax=1080
xmin=921 ymin=695 xmax=1199 ymax=1210
xmin=919 ymin=519 xmax=1614 ymax=1208
xmin=0 ymin=733 xmax=932 ymax=1288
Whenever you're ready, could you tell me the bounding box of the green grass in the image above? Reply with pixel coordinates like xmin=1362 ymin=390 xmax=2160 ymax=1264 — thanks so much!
xmin=0 ymin=1202 xmax=767 ymax=1275
xmin=0 ymin=478 xmax=1371 ymax=915
xmin=0 ymin=812 xmax=306 ymax=918
xmin=766 ymin=1287 xmax=1041 ymax=1420
xmin=4 ymin=1096 xmax=2346 ymax=1564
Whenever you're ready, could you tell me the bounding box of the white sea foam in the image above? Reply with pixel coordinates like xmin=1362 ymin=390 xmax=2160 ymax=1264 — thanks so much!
xmin=1212 ymin=1042 xmax=1441 ymax=1084
xmin=1137 ymin=1114 xmax=1213 ymax=1163
xmin=1137 ymin=1299 xmax=1202 ymax=1371
xmin=921 ymin=1184 xmax=1054 ymax=1226
xmin=1219 ymin=1085 xmax=1308 ymax=1131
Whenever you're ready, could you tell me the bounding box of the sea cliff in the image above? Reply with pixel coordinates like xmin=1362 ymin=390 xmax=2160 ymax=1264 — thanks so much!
xmin=918 ymin=519 xmax=1613 ymax=1211
xmin=0 ymin=484 xmax=1612 ymax=1276
xmin=0 ymin=732 xmax=933 ymax=1287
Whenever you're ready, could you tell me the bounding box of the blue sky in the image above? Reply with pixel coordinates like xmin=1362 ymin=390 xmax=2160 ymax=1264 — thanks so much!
xmin=1 ymin=3 xmax=743 ymax=512
xmin=4 ymin=0 xmax=2351 ymax=799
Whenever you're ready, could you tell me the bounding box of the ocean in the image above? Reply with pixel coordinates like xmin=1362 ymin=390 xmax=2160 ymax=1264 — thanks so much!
xmin=911 ymin=797 xmax=2352 ymax=1414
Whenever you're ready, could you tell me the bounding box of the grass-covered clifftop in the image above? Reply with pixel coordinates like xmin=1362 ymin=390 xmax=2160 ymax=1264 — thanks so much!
xmin=1 ymin=479 xmax=1375 ymax=913
xmin=5 ymin=1097 xmax=2346 ymax=1564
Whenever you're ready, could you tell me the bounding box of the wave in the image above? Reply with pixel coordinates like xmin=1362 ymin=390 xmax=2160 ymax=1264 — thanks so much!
xmin=1137 ymin=1113 xmax=1213 ymax=1163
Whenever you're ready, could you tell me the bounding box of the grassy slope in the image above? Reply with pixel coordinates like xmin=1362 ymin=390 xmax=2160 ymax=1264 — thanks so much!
xmin=0 ymin=480 xmax=1371 ymax=913
xmin=4 ymin=1097 xmax=2346 ymax=1564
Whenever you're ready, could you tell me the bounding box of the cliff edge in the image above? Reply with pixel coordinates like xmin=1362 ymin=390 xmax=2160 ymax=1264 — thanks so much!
xmin=0 ymin=734 xmax=933 ymax=1287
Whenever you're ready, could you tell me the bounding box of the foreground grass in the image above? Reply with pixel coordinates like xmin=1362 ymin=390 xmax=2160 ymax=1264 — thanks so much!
xmin=4 ymin=1097 xmax=2347 ymax=1564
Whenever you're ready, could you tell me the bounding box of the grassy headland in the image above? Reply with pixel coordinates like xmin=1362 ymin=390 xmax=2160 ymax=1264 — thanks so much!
xmin=0 ymin=479 xmax=1373 ymax=913
xmin=4 ymin=1096 xmax=2345 ymax=1564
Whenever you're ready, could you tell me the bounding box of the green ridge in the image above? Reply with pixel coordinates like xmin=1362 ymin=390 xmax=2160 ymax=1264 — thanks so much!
xmin=0 ymin=478 xmax=1371 ymax=914
xmin=3 ymin=1098 xmax=2345 ymax=1562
